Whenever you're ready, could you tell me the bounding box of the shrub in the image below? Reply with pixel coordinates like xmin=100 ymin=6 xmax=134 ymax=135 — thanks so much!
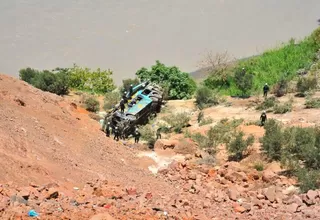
xmin=234 ymin=68 xmax=254 ymax=96
xmin=296 ymin=76 xmax=318 ymax=96
xmin=260 ymin=119 xmax=283 ymax=161
xmin=261 ymin=117 xmax=320 ymax=192
xmin=121 ymin=78 xmax=140 ymax=93
xmin=68 ymin=64 xmax=116 ymax=94
xmin=195 ymin=86 xmax=220 ymax=109
xmin=295 ymin=168 xmax=320 ymax=193
xmin=256 ymin=96 xmax=278 ymax=111
xmin=162 ymin=112 xmax=190 ymax=133
xmin=196 ymin=155 xmax=216 ymax=165
xmin=30 ymin=70 xmax=70 ymax=95
xmin=135 ymin=60 xmax=197 ymax=100
xmin=199 ymin=117 xmax=213 ymax=126
xmin=103 ymin=91 xmax=121 ymax=110
xmin=84 ymin=96 xmax=100 ymax=112
xmin=273 ymin=99 xmax=293 ymax=114
xmin=197 ymin=111 xmax=204 ymax=123
xmin=204 ymin=27 xmax=320 ymax=96
xmin=19 ymin=67 xmax=39 ymax=84
xmin=191 ymin=133 xmax=210 ymax=149
xmin=139 ymin=124 xmax=156 ymax=146
xmin=305 ymin=98 xmax=320 ymax=108
xmin=273 ymin=77 xmax=288 ymax=97
xmin=226 ymin=131 xmax=254 ymax=161
xmin=253 ymin=161 xmax=264 ymax=171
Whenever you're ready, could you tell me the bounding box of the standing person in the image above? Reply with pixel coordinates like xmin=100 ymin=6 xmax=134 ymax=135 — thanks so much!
xmin=260 ymin=111 xmax=267 ymax=126
xmin=120 ymin=99 xmax=125 ymax=113
xmin=114 ymin=127 xmax=120 ymax=141
xmin=105 ymin=122 xmax=111 ymax=137
xmin=156 ymin=128 xmax=162 ymax=140
xmin=134 ymin=128 xmax=140 ymax=143
xmin=263 ymin=83 xmax=270 ymax=98
xmin=129 ymin=84 xmax=133 ymax=96
xmin=122 ymin=91 xmax=128 ymax=104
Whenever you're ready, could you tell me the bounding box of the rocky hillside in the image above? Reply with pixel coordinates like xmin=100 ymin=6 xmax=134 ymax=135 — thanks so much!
xmin=1 ymin=74 xmax=320 ymax=219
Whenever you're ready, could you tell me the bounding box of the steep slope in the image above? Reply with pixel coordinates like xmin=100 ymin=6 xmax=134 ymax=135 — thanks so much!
xmin=0 ymin=74 xmax=173 ymax=193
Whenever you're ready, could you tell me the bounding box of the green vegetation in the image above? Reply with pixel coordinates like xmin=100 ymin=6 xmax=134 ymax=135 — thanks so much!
xmin=260 ymin=119 xmax=320 ymax=192
xmin=139 ymin=124 xmax=156 ymax=146
xmin=136 ymin=60 xmax=197 ymax=99
xmin=19 ymin=68 xmax=70 ymax=95
xmin=305 ymin=98 xmax=320 ymax=108
xmin=103 ymin=91 xmax=121 ymax=110
xmin=19 ymin=64 xmax=116 ymax=95
xmin=86 ymin=98 xmax=100 ymax=112
xmin=67 ymin=64 xmax=116 ymax=94
xmin=121 ymin=78 xmax=140 ymax=93
xmin=188 ymin=118 xmax=243 ymax=155
xmin=203 ymin=27 xmax=320 ymax=96
xmin=253 ymin=161 xmax=264 ymax=171
xmin=256 ymin=96 xmax=278 ymax=111
xmin=233 ymin=68 xmax=254 ymax=96
xmin=296 ymin=76 xmax=318 ymax=97
xmin=226 ymin=131 xmax=254 ymax=161
xmin=162 ymin=112 xmax=190 ymax=133
xmin=195 ymin=86 xmax=221 ymax=109
xmin=199 ymin=117 xmax=213 ymax=126
xmin=273 ymin=99 xmax=293 ymax=114
xmin=84 ymin=96 xmax=100 ymax=112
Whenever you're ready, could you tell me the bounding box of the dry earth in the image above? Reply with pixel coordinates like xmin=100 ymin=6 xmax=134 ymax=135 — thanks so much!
xmin=1 ymin=74 xmax=320 ymax=219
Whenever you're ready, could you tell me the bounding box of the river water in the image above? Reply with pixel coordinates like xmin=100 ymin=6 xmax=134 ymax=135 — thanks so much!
xmin=1 ymin=0 xmax=319 ymax=84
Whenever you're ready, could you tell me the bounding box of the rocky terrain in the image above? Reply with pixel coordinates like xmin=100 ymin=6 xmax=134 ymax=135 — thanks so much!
xmin=1 ymin=73 xmax=320 ymax=219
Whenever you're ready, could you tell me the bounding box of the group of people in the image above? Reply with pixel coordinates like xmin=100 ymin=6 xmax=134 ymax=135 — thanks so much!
xmin=105 ymin=121 xmax=142 ymax=142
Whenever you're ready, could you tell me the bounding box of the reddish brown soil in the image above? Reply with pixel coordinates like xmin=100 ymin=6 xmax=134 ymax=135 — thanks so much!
xmin=0 ymin=74 xmax=178 ymax=217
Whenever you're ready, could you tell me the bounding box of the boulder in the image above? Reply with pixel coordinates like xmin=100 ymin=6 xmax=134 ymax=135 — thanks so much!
xmin=228 ymin=187 xmax=239 ymax=201
xmin=154 ymin=139 xmax=179 ymax=150
xmin=307 ymin=190 xmax=318 ymax=201
xmin=45 ymin=188 xmax=59 ymax=200
xmin=262 ymin=170 xmax=277 ymax=183
xmin=225 ymin=171 xmax=248 ymax=183
xmin=264 ymin=186 xmax=276 ymax=203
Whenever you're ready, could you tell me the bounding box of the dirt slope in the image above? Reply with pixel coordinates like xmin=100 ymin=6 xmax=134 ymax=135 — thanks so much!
xmin=0 ymin=74 xmax=174 ymax=193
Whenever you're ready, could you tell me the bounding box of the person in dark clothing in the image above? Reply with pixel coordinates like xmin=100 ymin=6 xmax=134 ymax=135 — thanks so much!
xmin=260 ymin=111 xmax=267 ymax=126
xmin=129 ymin=84 xmax=133 ymax=96
xmin=120 ymin=99 xmax=125 ymax=113
xmin=263 ymin=83 xmax=270 ymax=98
xmin=156 ymin=128 xmax=161 ymax=140
xmin=134 ymin=128 xmax=140 ymax=143
xmin=114 ymin=127 xmax=120 ymax=141
xmin=105 ymin=122 xmax=111 ymax=137
xmin=122 ymin=91 xmax=128 ymax=103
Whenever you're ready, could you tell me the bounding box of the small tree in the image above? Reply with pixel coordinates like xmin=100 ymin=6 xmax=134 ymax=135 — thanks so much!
xmin=84 ymin=96 xmax=100 ymax=112
xmin=260 ymin=119 xmax=283 ymax=161
xmin=135 ymin=60 xmax=197 ymax=100
xmin=234 ymin=68 xmax=253 ymax=96
xmin=227 ymin=131 xmax=254 ymax=161
xmin=199 ymin=51 xmax=235 ymax=89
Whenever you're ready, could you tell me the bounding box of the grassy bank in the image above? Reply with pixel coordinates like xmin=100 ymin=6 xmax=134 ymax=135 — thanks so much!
xmin=204 ymin=27 xmax=320 ymax=96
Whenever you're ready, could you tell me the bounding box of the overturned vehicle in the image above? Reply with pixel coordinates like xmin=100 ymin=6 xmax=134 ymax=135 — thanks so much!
xmin=101 ymin=81 xmax=164 ymax=138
